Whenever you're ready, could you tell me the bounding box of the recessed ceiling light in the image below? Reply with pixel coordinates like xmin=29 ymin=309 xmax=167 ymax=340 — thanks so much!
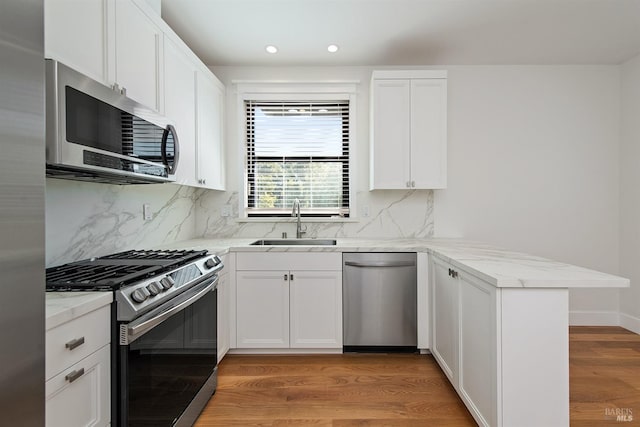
xmin=327 ymin=44 xmax=339 ymax=53
xmin=265 ymin=45 xmax=278 ymax=54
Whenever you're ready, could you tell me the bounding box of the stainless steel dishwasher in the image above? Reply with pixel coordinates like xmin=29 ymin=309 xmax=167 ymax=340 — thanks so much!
xmin=343 ymin=252 xmax=417 ymax=352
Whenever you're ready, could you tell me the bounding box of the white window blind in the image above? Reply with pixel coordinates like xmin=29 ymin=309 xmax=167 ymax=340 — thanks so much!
xmin=245 ymin=100 xmax=350 ymax=217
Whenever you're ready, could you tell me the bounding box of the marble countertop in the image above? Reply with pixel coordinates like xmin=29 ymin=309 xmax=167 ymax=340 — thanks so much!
xmin=46 ymin=292 xmax=113 ymax=331
xmin=159 ymin=237 xmax=630 ymax=289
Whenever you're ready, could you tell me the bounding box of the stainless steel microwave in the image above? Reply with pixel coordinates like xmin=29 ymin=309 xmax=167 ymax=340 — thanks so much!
xmin=45 ymin=59 xmax=179 ymax=184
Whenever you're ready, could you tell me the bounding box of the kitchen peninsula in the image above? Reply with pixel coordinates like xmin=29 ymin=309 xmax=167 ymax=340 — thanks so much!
xmin=158 ymin=237 xmax=629 ymax=427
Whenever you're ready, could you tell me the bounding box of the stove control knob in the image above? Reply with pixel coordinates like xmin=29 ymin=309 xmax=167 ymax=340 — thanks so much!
xmin=204 ymin=257 xmax=219 ymax=269
xmin=147 ymin=281 xmax=162 ymax=296
xmin=160 ymin=276 xmax=175 ymax=290
xmin=131 ymin=288 xmax=149 ymax=303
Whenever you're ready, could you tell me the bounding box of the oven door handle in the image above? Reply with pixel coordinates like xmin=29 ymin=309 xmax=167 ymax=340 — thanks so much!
xmin=125 ymin=277 xmax=217 ymax=344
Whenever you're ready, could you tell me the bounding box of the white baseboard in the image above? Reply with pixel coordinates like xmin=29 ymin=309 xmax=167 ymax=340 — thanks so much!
xmin=569 ymin=310 xmax=620 ymax=326
xmin=619 ymin=312 xmax=640 ymax=334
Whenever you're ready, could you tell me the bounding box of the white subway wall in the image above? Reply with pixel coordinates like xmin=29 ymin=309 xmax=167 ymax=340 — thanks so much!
xmin=619 ymin=53 xmax=640 ymax=333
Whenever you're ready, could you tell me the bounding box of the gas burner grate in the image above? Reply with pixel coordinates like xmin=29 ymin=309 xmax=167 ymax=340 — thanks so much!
xmin=45 ymin=249 xmax=209 ymax=291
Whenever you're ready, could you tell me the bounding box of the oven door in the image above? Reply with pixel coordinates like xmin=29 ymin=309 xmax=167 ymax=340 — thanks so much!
xmin=118 ymin=277 xmax=218 ymax=427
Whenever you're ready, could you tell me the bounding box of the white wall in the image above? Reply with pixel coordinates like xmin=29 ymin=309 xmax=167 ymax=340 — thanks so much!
xmin=619 ymin=53 xmax=640 ymax=333
xmin=207 ymin=64 xmax=622 ymax=321
xmin=44 ymin=63 xmax=623 ymax=321
xmin=434 ymin=65 xmax=621 ymax=321
xmin=198 ymin=66 xmax=435 ymax=239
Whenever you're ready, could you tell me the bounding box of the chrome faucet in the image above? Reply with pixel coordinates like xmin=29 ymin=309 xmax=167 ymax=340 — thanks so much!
xmin=291 ymin=198 xmax=307 ymax=238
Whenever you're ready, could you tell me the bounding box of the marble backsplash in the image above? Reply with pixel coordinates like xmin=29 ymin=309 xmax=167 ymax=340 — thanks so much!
xmin=45 ymin=179 xmax=434 ymax=266
xmin=45 ymin=178 xmax=200 ymax=266
xmin=195 ymin=189 xmax=434 ymax=239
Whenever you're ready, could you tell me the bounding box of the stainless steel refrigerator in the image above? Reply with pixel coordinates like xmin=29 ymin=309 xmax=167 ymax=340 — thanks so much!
xmin=0 ymin=0 xmax=45 ymax=425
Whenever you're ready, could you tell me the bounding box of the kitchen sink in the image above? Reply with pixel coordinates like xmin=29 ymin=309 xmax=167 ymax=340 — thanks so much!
xmin=250 ymin=239 xmax=337 ymax=246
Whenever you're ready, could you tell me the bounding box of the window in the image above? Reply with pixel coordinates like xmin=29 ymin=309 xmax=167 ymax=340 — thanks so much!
xmin=245 ymin=99 xmax=350 ymax=217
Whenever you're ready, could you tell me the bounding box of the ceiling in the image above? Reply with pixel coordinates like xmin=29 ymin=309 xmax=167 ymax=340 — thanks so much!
xmin=160 ymin=0 xmax=640 ymax=67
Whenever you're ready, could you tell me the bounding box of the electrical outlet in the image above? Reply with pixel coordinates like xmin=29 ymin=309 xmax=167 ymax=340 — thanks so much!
xmin=143 ymin=204 xmax=152 ymax=221
xmin=362 ymin=205 xmax=370 ymax=217
xmin=221 ymin=205 xmax=231 ymax=217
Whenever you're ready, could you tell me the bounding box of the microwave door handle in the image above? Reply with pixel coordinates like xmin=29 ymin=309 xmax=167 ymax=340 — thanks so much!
xmin=125 ymin=277 xmax=216 ymax=344
xmin=161 ymin=124 xmax=179 ymax=175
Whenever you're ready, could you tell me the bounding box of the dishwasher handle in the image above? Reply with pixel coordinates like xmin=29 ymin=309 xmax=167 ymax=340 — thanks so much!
xmin=344 ymin=260 xmax=416 ymax=268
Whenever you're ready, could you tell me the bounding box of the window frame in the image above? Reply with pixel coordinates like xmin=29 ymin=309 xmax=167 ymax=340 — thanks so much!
xmin=235 ymin=83 xmax=357 ymax=220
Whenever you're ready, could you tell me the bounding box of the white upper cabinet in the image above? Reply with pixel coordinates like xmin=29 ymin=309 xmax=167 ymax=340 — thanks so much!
xmin=46 ymin=0 xmax=228 ymax=189
xmin=196 ymin=71 xmax=226 ymax=190
xmin=370 ymin=70 xmax=447 ymax=190
xmin=114 ymin=0 xmax=163 ymax=111
xmin=163 ymin=40 xmax=226 ymax=190
xmin=45 ymin=0 xmax=164 ymax=112
xmin=164 ymin=36 xmax=197 ymax=187
xmin=45 ymin=0 xmax=108 ymax=84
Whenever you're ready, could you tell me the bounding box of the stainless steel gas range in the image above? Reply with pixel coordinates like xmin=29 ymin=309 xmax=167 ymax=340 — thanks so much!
xmin=46 ymin=249 xmax=223 ymax=427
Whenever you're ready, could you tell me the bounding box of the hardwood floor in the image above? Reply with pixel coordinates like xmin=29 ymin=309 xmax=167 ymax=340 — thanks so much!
xmin=570 ymin=326 xmax=640 ymax=426
xmin=195 ymin=327 xmax=640 ymax=426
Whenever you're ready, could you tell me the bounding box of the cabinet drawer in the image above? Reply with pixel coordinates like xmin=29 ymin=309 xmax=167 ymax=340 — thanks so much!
xmin=46 ymin=344 xmax=110 ymax=427
xmin=46 ymin=305 xmax=110 ymax=380
xmin=236 ymin=252 xmax=342 ymax=271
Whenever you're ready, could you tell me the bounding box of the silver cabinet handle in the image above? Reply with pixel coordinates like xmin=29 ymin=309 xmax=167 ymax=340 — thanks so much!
xmin=284 ymin=274 xmax=288 ymax=281
xmin=344 ymin=261 xmax=416 ymax=268
xmin=65 ymin=337 xmax=85 ymax=351
xmin=65 ymin=368 xmax=85 ymax=383
xmin=411 ymin=180 xmax=416 ymax=187
xmin=406 ymin=181 xmax=410 ymax=188
xmin=290 ymin=274 xmax=294 ymax=281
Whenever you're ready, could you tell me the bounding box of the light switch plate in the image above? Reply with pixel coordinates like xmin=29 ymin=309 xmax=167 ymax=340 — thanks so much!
xmin=221 ymin=205 xmax=231 ymax=217
xmin=143 ymin=204 xmax=152 ymax=221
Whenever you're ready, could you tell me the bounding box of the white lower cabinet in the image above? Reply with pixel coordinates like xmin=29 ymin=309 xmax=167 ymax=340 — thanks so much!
xmin=235 ymin=253 xmax=342 ymax=350
xmin=458 ymin=270 xmax=497 ymax=427
xmin=431 ymin=256 xmax=459 ymax=384
xmin=46 ymin=345 xmax=110 ymax=427
xmin=432 ymin=255 xmax=497 ymax=426
xmin=217 ymin=258 xmax=232 ymax=363
xmin=430 ymin=254 xmax=569 ymax=427
xmin=289 ymin=270 xmax=342 ymax=348
xmin=45 ymin=305 xmax=111 ymax=427
xmin=237 ymin=271 xmax=290 ymax=348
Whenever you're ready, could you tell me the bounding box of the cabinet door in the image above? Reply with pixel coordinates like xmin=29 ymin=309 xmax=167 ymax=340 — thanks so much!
xmin=45 ymin=0 xmax=108 ymax=84
xmin=217 ymin=271 xmax=230 ymax=363
xmin=431 ymin=256 xmax=458 ymax=385
xmin=164 ymin=37 xmax=197 ymax=186
xmin=410 ymin=79 xmax=447 ymax=189
xmin=370 ymin=79 xmax=411 ymax=190
xmin=458 ymin=272 xmax=497 ymax=427
xmin=290 ymin=271 xmax=342 ymax=348
xmin=114 ymin=0 xmax=162 ymax=110
xmin=196 ymin=71 xmax=225 ymax=190
xmin=46 ymin=345 xmax=110 ymax=427
xmin=236 ymin=271 xmax=289 ymax=348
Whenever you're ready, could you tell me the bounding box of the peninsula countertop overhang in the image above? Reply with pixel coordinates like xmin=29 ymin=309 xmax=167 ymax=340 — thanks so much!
xmin=158 ymin=237 xmax=630 ymax=289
